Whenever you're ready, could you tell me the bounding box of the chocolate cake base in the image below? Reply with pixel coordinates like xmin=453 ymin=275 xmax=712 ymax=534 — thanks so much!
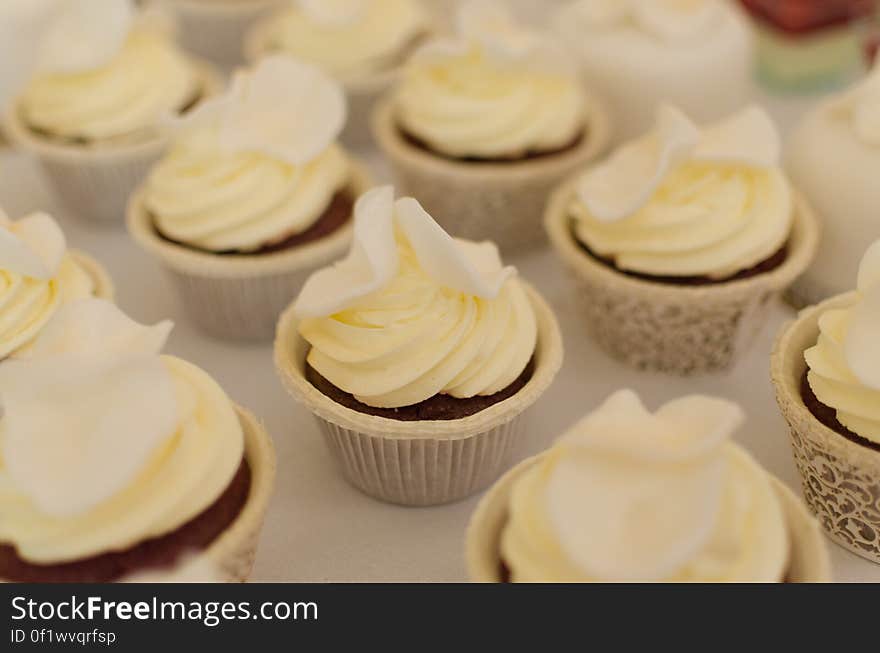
xmin=801 ymin=371 xmax=880 ymax=453
xmin=574 ymin=230 xmax=789 ymax=286
xmin=0 ymin=460 xmax=252 ymax=583
xmin=155 ymin=192 xmax=354 ymax=256
xmin=306 ymin=358 xmax=535 ymax=422
xmin=400 ymin=129 xmax=587 ymax=164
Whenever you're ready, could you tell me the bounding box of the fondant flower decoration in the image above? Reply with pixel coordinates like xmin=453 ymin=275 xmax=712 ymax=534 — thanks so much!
xmin=832 ymin=58 xmax=880 ymax=147
xmin=0 ymin=299 xmax=178 ymax=518
xmin=576 ymin=104 xmax=781 ymax=222
xmin=845 ymin=240 xmax=880 ymax=390
xmin=173 ymin=55 xmax=346 ymax=166
xmin=0 ymin=209 xmax=66 ymax=280
xmin=296 ymin=0 xmax=369 ymax=26
xmin=37 ymin=0 xmax=136 ymax=75
xmin=547 ymin=390 xmax=744 ymax=581
xmin=564 ymin=0 xmax=723 ymax=41
xmin=412 ymin=0 xmax=571 ymax=76
xmin=293 ymin=186 xmax=517 ymax=318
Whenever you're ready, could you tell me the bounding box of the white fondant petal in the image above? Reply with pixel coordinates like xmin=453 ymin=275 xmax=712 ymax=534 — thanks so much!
xmin=693 ymin=105 xmax=780 ymax=167
xmin=831 ymin=59 xmax=880 ymax=147
xmin=19 ymin=298 xmax=173 ymax=360
xmin=0 ymin=212 xmax=65 ymax=280
xmin=633 ymin=0 xmax=723 ymax=42
xmin=0 ymin=354 xmax=178 ymax=517
xmin=857 ymin=240 xmax=880 ymax=292
xmin=38 ymin=0 xmax=135 ymax=74
xmin=576 ymin=105 xmax=700 ymax=221
xmin=296 ymin=0 xmax=368 ymax=26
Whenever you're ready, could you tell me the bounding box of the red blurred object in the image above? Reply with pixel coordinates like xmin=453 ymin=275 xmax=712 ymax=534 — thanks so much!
xmin=740 ymin=0 xmax=875 ymax=34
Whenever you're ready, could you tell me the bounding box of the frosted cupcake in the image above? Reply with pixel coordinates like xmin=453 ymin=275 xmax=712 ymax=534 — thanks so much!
xmin=128 ymin=56 xmax=372 ymax=340
xmin=372 ymin=0 xmax=611 ymax=253
xmin=3 ymin=0 xmax=220 ymax=223
xmin=787 ymin=60 xmax=880 ymax=307
xmin=553 ymin=0 xmax=753 ymax=144
xmin=545 ymin=105 xmax=819 ymax=375
xmin=161 ymin=0 xmax=284 ymax=69
xmin=274 ymin=186 xmax=563 ymax=506
xmin=0 ymin=299 xmax=275 ymax=582
xmin=467 ymin=390 xmax=831 ymax=582
xmin=773 ymin=240 xmax=880 ymax=564
xmin=0 ymin=209 xmax=113 ymax=360
xmin=246 ymin=0 xmax=431 ymax=147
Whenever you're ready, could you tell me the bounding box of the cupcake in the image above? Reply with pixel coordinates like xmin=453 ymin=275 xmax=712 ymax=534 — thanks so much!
xmin=245 ymin=0 xmax=431 ymax=148
xmin=2 ymin=0 xmax=220 ymax=224
xmin=467 ymin=390 xmax=831 ymax=582
xmin=0 ymin=208 xmax=113 ymax=360
xmin=372 ymin=0 xmax=611 ymax=253
xmin=553 ymin=0 xmax=753 ymax=144
xmin=0 ymin=298 xmax=275 ymax=582
xmin=160 ymin=0 xmax=284 ymax=69
xmin=274 ymin=186 xmax=563 ymax=506
xmin=772 ymin=240 xmax=880 ymax=564
xmin=545 ymin=105 xmax=819 ymax=375
xmin=128 ymin=56 xmax=373 ymax=341
xmin=787 ymin=59 xmax=880 ymax=307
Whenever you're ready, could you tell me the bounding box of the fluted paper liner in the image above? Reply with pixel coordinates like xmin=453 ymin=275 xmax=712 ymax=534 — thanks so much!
xmin=371 ymin=96 xmax=612 ymax=254
xmin=69 ymin=250 xmax=115 ymax=301
xmin=274 ymin=284 xmax=564 ymax=506
xmin=772 ymin=292 xmax=880 ymax=565
xmin=466 ymin=454 xmax=832 ymax=582
xmin=170 ymin=0 xmax=284 ymax=69
xmin=545 ymin=176 xmax=820 ymax=375
xmin=244 ymin=16 xmax=425 ymax=150
xmin=3 ymin=61 xmax=222 ymax=225
xmin=127 ymin=159 xmax=373 ymax=341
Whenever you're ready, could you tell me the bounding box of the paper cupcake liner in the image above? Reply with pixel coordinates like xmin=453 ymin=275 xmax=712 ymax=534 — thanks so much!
xmin=466 ymin=454 xmax=832 ymax=583
xmin=3 ymin=61 xmax=221 ymax=225
xmin=371 ymin=97 xmax=612 ymax=255
xmin=274 ymin=284 xmax=564 ymax=506
xmin=167 ymin=0 xmax=285 ymax=69
xmin=205 ymin=405 xmax=276 ymax=582
xmin=545 ymin=178 xmax=820 ymax=375
xmin=127 ymin=159 xmax=373 ymax=341
xmin=244 ymin=16 xmax=404 ymax=151
xmin=69 ymin=250 xmax=115 ymax=301
xmin=772 ymin=292 xmax=880 ymax=565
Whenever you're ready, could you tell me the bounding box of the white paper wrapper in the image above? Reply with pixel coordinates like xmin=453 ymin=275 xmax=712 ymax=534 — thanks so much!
xmin=127 ymin=159 xmax=373 ymax=341
xmin=372 ymin=96 xmax=612 ymax=254
xmin=545 ymin=177 xmax=820 ymax=375
xmin=772 ymin=292 xmax=880 ymax=565
xmin=274 ymin=283 xmax=564 ymax=506
xmin=466 ymin=453 xmax=832 ymax=582
xmin=3 ymin=60 xmax=221 ymax=225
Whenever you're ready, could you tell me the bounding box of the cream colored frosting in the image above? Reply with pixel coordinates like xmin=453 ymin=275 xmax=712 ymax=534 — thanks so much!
xmin=262 ymin=0 xmax=427 ymax=79
xmin=805 ymin=241 xmax=880 ymax=444
xmin=831 ymin=58 xmax=880 ymax=148
xmin=20 ymin=25 xmax=199 ymax=143
xmin=0 ymin=299 xmax=244 ymax=564
xmin=294 ymin=186 xmax=537 ymax=409
xmin=145 ymin=56 xmax=351 ymax=252
xmin=571 ymin=105 xmax=792 ymax=279
xmin=396 ymin=1 xmax=585 ymax=159
xmin=501 ymin=390 xmax=789 ymax=582
xmin=0 ymin=211 xmax=96 ymax=360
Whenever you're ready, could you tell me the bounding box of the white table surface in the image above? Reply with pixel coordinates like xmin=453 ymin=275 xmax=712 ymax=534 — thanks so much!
xmin=2 ymin=79 xmax=878 ymax=582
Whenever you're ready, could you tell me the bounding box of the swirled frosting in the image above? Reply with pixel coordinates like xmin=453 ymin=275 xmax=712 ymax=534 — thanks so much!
xmin=0 ymin=211 xmax=96 ymax=360
xmin=20 ymin=25 xmax=200 ymax=143
xmin=805 ymin=241 xmax=880 ymax=444
xmin=261 ymin=0 xmax=428 ymax=79
xmin=571 ymin=105 xmax=792 ymax=279
xmin=396 ymin=1 xmax=585 ymax=159
xmin=501 ymin=390 xmax=789 ymax=582
xmin=0 ymin=299 xmax=244 ymax=564
xmin=145 ymin=56 xmax=351 ymax=252
xmin=294 ymin=186 xmax=537 ymax=409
